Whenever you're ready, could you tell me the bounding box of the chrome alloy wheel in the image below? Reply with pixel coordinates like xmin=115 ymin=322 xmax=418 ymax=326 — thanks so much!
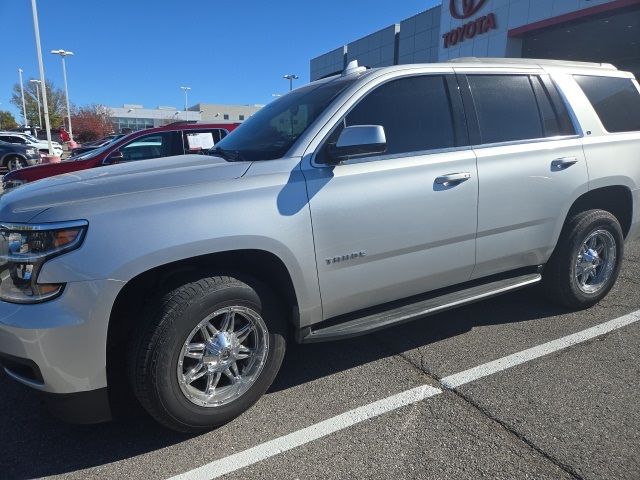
xmin=574 ymin=229 xmax=617 ymax=294
xmin=177 ymin=306 xmax=269 ymax=407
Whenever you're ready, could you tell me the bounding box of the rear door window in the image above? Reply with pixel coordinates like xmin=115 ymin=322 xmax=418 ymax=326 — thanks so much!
xmin=574 ymin=75 xmax=640 ymax=133
xmin=468 ymin=74 xmax=544 ymax=144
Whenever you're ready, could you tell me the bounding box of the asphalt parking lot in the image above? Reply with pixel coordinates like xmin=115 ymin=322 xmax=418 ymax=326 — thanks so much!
xmin=1 ymin=242 xmax=640 ymax=480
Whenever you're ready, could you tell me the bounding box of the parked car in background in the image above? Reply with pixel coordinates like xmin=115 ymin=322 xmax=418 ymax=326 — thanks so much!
xmin=0 ymin=132 xmax=64 ymax=157
xmin=70 ymin=134 xmax=124 ymax=157
xmin=2 ymin=122 xmax=239 ymax=189
xmin=0 ymin=139 xmax=41 ymax=171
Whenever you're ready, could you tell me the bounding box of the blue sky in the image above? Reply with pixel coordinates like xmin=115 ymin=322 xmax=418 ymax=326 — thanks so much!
xmin=1 ymin=0 xmax=440 ymax=119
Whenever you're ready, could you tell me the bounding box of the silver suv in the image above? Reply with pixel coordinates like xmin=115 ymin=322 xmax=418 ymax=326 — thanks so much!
xmin=1 ymin=59 xmax=639 ymax=432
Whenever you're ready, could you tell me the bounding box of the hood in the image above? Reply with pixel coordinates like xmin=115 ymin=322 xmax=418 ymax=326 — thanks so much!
xmin=0 ymin=154 xmax=252 ymax=222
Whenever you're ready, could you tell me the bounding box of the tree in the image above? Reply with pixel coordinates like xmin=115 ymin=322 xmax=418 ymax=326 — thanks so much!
xmin=10 ymin=79 xmax=66 ymax=129
xmin=0 ymin=111 xmax=18 ymax=130
xmin=71 ymin=105 xmax=114 ymax=143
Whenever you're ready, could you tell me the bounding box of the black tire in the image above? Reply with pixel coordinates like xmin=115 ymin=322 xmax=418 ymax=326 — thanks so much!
xmin=4 ymin=155 xmax=26 ymax=171
xmin=128 ymin=275 xmax=287 ymax=433
xmin=543 ymin=209 xmax=623 ymax=309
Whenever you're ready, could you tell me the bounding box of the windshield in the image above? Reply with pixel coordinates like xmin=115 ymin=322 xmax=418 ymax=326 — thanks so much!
xmin=210 ymin=75 xmax=360 ymax=161
xmin=66 ymin=137 xmax=123 ymax=161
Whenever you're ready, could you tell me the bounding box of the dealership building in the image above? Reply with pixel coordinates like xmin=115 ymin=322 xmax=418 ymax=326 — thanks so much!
xmin=310 ymin=0 xmax=639 ymax=80
xmin=108 ymin=103 xmax=263 ymax=133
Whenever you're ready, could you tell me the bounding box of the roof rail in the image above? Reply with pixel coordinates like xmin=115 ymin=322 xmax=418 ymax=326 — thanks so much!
xmin=449 ymin=57 xmax=617 ymax=70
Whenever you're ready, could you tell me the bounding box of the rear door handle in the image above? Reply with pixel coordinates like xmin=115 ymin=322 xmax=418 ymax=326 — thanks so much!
xmin=551 ymin=157 xmax=578 ymax=171
xmin=435 ymin=172 xmax=471 ymax=186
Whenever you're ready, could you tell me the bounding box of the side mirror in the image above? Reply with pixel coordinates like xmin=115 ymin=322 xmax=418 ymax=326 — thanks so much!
xmin=326 ymin=125 xmax=387 ymax=163
xmin=105 ymin=150 xmax=124 ymax=164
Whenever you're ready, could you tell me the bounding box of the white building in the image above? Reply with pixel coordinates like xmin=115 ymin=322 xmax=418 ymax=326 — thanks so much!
xmin=311 ymin=0 xmax=639 ymax=80
xmin=109 ymin=105 xmax=201 ymax=132
xmin=108 ymin=103 xmax=263 ymax=133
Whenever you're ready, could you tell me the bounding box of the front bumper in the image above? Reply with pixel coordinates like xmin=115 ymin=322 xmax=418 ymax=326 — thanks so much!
xmin=26 ymin=155 xmax=41 ymax=166
xmin=0 ymin=278 xmax=124 ymax=394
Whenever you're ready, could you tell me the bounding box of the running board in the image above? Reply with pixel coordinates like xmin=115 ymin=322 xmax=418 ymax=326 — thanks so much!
xmin=301 ymin=273 xmax=542 ymax=343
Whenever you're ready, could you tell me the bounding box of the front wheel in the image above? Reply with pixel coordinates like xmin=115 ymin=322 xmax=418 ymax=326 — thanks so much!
xmin=128 ymin=275 xmax=287 ymax=433
xmin=5 ymin=155 xmax=26 ymax=171
xmin=543 ymin=209 xmax=623 ymax=309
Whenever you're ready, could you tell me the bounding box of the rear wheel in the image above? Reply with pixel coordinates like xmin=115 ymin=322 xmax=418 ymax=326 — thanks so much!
xmin=128 ymin=275 xmax=286 ymax=433
xmin=543 ymin=209 xmax=623 ymax=309
xmin=4 ymin=156 xmax=26 ymax=171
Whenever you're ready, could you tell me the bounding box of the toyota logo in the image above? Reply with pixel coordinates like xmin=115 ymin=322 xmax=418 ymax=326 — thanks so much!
xmin=450 ymin=0 xmax=487 ymax=19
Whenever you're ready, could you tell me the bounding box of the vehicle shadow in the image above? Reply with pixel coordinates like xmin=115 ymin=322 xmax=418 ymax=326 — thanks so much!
xmin=270 ymin=287 xmax=569 ymax=393
xmin=0 ymin=289 xmax=577 ymax=479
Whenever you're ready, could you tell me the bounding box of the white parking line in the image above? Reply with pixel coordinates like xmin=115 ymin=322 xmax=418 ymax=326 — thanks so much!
xmin=441 ymin=309 xmax=640 ymax=388
xmin=169 ymin=309 xmax=640 ymax=480
xmin=169 ymin=385 xmax=443 ymax=480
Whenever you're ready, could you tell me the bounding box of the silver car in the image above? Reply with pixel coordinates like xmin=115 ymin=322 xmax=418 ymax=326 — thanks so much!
xmin=1 ymin=58 xmax=640 ymax=432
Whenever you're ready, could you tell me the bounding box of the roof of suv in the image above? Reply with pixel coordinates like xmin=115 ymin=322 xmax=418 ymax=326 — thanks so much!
xmin=325 ymin=58 xmax=632 ymax=84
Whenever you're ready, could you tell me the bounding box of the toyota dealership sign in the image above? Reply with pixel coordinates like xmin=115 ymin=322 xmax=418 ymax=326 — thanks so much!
xmin=442 ymin=0 xmax=497 ymax=48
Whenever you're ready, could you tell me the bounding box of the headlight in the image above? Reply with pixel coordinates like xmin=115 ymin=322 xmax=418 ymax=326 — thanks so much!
xmin=0 ymin=220 xmax=88 ymax=303
xmin=27 ymin=148 xmax=37 ymax=155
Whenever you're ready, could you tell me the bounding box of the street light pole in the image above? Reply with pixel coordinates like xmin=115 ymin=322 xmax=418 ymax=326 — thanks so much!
xmin=18 ymin=68 xmax=27 ymax=127
xmin=30 ymin=0 xmax=53 ymax=155
xmin=180 ymin=86 xmax=191 ymax=120
xmin=51 ymin=49 xmax=74 ymax=141
xmin=283 ymin=74 xmax=299 ymax=91
xmin=30 ymin=79 xmax=43 ymax=129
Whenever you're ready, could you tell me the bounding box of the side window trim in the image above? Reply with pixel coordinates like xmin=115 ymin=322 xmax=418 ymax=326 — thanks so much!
xmin=532 ymin=75 xmax=578 ymax=137
xmin=313 ymin=73 xmax=470 ymax=166
xmin=456 ymin=74 xmax=481 ymax=146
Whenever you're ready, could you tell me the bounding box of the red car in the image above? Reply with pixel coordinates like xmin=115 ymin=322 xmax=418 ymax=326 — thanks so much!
xmin=2 ymin=122 xmax=240 ymax=190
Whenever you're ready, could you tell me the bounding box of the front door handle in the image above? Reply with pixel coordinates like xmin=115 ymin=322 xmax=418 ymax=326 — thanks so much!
xmin=435 ymin=172 xmax=471 ymax=187
xmin=551 ymin=157 xmax=578 ymax=171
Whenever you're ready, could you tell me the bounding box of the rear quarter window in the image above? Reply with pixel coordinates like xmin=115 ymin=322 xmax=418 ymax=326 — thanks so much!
xmin=574 ymin=75 xmax=640 ymax=133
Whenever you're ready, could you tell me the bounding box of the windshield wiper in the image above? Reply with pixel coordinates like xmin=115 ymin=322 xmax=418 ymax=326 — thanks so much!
xmin=209 ymin=147 xmax=245 ymax=162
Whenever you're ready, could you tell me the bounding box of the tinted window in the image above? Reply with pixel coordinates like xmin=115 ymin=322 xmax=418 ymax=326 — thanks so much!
xmin=342 ymin=75 xmax=458 ymax=156
xmin=120 ymin=131 xmax=182 ymax=162
xmin=531 ymin=76 xmax=575 ymax=137
xmin=575 ymin=75 xmax=640 ymax=133
xmin=0 ymin=135 xmax=26 ymax=144
xmin=469 ymin=75 xmax=543 ymax=144
xmin=214 ymin=75 xmax=360 ymax=161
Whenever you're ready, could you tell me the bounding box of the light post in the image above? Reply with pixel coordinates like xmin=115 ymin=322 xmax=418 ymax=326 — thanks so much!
xmin=180 ymin=86 xmax=191 ymax=120
xmin=17 ymin=68 xmax=27 ymax=127
xmin=283 ymin=74 xmax=299 ymax=91
xmin=30 ymin=79 xmax=43 ymax=129
xmin=30 ymin=0 xmax=53 ymax=155
xmin=51 ymin=49 xmax=74 ymax=141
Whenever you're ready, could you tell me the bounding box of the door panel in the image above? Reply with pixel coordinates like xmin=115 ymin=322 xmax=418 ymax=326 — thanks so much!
xmin=462 ymin=72 xmax=589 ymax=279
xmin=305 ymin=151 xmax=478 ymax=320
xmin=472 ymin=138 xmax=588 ymax=279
